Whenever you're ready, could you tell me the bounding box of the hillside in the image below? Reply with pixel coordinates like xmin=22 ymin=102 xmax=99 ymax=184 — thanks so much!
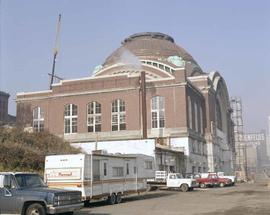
xmin=0 ymin=128 xmax=81 ymax=172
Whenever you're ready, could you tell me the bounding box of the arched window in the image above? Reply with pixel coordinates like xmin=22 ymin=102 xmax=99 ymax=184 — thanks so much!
xmin=111 ymin=99 xmax=126 ymax=131
xmin=64 ymin=104 xmax=78 ymax=134
xmin=87 ymin=102 xmax=101 ymax=132
xmin=200 ymin=106 xmax=203 ymax=134
xmin=33 ymin=107 xmax=44 ymax=132
xmin=188 ymin=96 xmax=193 ymax=129
xmin=151 ymin=96 xmax=165 ymax=128
xmin=194 ymin=102 xmax=198 ymax=132
xmin=216 ymin=101 xmax=222 ymax=130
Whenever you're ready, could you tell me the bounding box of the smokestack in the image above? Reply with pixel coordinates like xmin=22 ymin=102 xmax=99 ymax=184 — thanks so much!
xmin=141 ymin=71 xmax=147 ymax=139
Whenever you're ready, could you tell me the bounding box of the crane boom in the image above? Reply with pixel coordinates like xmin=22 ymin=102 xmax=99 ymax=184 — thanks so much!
xmin=49 ymin=14 xmax=61 ymax=90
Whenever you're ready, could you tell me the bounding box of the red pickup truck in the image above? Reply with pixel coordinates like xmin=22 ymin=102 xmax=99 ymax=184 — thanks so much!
xmin=195 ymin=173 xmax=232 ymax=188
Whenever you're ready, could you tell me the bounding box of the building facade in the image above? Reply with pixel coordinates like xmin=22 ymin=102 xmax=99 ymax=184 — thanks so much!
xmin=0 ymin=91 xmax=16 ymax=126
xmin=16 ymin=32 xmax=234 ymax=174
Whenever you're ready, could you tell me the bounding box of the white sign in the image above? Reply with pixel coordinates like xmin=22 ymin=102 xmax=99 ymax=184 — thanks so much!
xmin=240 ymin=133 xmax=265 ymax=142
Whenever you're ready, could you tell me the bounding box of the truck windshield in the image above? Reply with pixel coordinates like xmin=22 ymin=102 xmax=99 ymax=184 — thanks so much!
xmin=175 ymin=174 xmax=183 ymax=179
xmin=15 ymin=174 xmax=46 ymax=188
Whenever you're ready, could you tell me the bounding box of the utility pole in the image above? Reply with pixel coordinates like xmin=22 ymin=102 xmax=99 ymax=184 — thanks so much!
xmin=140 ymin=71 xmax=147 ymax=139
xmin=49 ymin=14 xmax=62 ymax=89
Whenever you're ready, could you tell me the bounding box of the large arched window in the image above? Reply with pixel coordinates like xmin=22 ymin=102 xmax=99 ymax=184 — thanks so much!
xmin=87 ymin=102 xmax=101 ymax=132
xmin=33 ymin=106 xmax=44 ymax=132
xmin=188 ymin=96 xmax=193 ymax=129
xmin=64 ymin=104 xmax=78 ymax=134
xmin=200 ymin=106 xmax=203 ymax=134
xmin=216 ymin=101 xmax=222 ymax=130
xmin=151 ymin=96 xmax=165 ymax=128
xmin=111 ymin=99 xmax=126 ymax=131
xmin=194 ymin=102 xmax=198 ymax=132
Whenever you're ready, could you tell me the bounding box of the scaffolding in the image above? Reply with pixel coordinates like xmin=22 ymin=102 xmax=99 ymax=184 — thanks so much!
xmin=230 ymin=97 xmax=247 ymax=181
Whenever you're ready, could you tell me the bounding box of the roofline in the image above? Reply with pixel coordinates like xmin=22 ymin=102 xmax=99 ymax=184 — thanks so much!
xmin=17 ymin=90 xmax=52 ymax=96
xmin=123 ymin=32 xmax=175 ymax=44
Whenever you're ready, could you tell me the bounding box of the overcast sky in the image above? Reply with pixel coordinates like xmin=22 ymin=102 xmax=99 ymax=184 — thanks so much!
xmin=0 ymin=0 xmax=270 ymax=133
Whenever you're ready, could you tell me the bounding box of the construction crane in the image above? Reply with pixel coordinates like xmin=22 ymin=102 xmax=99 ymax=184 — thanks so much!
xmin=49 ymin=14 xmax=62 ymax=89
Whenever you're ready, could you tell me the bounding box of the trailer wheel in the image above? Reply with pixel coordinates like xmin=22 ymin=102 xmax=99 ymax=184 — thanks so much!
xmin=199 ymin=183 xmax=206 ymax=188
xmin=180 ymin=184 xmax=189 ymax=192
xmin=84 ymin=200 xmax=90 ymax=207
xmin=116 ymin=193 xmax=122 ymax=204
xmin=108 ymin=193 xmax=116 ymax=205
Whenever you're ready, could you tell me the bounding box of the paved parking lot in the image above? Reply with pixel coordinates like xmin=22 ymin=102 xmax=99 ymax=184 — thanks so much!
xmin=76 ymin=182 xmax=270 ymax=215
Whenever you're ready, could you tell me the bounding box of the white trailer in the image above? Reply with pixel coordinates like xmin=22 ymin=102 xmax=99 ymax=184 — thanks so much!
xmin=44 ymin=153 xmax=155 ymax=205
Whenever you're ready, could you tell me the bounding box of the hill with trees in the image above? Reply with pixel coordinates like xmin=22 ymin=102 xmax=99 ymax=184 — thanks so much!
xmin=0 ymin=128 xmax=81 ymax=173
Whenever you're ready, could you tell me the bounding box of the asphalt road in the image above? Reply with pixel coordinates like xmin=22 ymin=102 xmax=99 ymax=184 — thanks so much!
xmin=76 ymin=182 xmax=270 ymax=215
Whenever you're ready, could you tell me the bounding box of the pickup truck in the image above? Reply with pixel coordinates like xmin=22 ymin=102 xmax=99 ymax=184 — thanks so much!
xmin=0 ymin=172 xmax=83 ymax=215
xmin=147 ymin=171 xmax=197 ymax=192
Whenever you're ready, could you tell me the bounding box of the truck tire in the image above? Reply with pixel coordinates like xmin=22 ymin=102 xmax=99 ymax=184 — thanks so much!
xmin=180 ymin=184 xmax=189 ymax=192
xmin=116 ymin=193 xmax=122 ymax=204
xmin=219 ymin=182 xmax=225 ymax=187
xmin=108 ymin=193 xmax=116 ymax=205
xmin=26 ymin=203 xmax=45 ymax=215
xmin=199 ymin=183 xmax=206 ymax=188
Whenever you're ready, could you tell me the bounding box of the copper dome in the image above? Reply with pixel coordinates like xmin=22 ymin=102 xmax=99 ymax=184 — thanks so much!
xmin=103 ymin=32 xmax=199 ymax=67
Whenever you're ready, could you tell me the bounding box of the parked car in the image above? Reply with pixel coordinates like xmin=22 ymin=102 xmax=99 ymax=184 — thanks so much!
xmin=197 ymin=173 xmax=232 ymax=188
xmin=0 ymin=172 xmax=83 ymax=215
xmin=194 ymin=173 xmax=219 ymax=188
xmin=212 ymin=173 xmax=233 ymax=187
xmin=217 ymin=172 xmax=236 ymax=185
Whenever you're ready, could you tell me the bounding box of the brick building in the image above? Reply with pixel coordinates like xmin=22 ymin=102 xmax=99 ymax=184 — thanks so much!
xmin=16 ymin=32 xmax=234 ymax=174
xmin=0 ymin=91 xmax=16 ymax=126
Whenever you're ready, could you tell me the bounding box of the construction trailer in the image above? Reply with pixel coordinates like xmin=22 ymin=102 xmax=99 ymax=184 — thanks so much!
xmin=44 ymin=153 xmax=155 ymax=205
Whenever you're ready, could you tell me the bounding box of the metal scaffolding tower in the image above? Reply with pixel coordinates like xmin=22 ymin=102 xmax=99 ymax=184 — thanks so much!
xmin=230 ymin=97 xmax=247 ymax=181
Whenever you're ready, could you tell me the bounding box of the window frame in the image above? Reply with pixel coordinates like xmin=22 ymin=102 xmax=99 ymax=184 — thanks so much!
xmin=111 ymin=99 xmax=126 ymax=131
xmin=87 ymin=101 xmax=102 ymax=133
xmin=112 ymin=167 xmax=124 ymax=177
xmin=151 ymin=96 xmax=165 ymax=129
xmin=32 ymin=106 xmax=44 ymax=132
xmin=64 ymin=104 xmax=78 ymax=134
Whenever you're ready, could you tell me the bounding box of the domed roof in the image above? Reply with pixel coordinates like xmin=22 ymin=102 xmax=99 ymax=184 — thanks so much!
xmin=103 ymin=32 xmax=199 ymax=67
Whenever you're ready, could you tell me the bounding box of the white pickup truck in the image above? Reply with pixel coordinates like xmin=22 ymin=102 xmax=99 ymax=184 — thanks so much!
xmin=147 ymin=171 xmax=197 ymax=192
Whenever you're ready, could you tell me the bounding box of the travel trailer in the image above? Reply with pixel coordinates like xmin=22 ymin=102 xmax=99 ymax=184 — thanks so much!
xmin=44 ymin=153 xmax=155 ymax=205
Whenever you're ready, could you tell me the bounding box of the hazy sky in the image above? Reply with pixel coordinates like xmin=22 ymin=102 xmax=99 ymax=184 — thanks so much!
xmin=0 ymin=0 xmax=270 ymax=132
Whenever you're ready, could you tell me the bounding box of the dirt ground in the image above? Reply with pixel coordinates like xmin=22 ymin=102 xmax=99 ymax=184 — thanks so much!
xmin=76 ymin=182 xmax=270 ymax=215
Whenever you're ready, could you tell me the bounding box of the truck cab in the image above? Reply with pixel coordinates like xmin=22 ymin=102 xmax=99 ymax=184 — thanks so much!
xmin=0 ymin=172 xmax=83 ymax=215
